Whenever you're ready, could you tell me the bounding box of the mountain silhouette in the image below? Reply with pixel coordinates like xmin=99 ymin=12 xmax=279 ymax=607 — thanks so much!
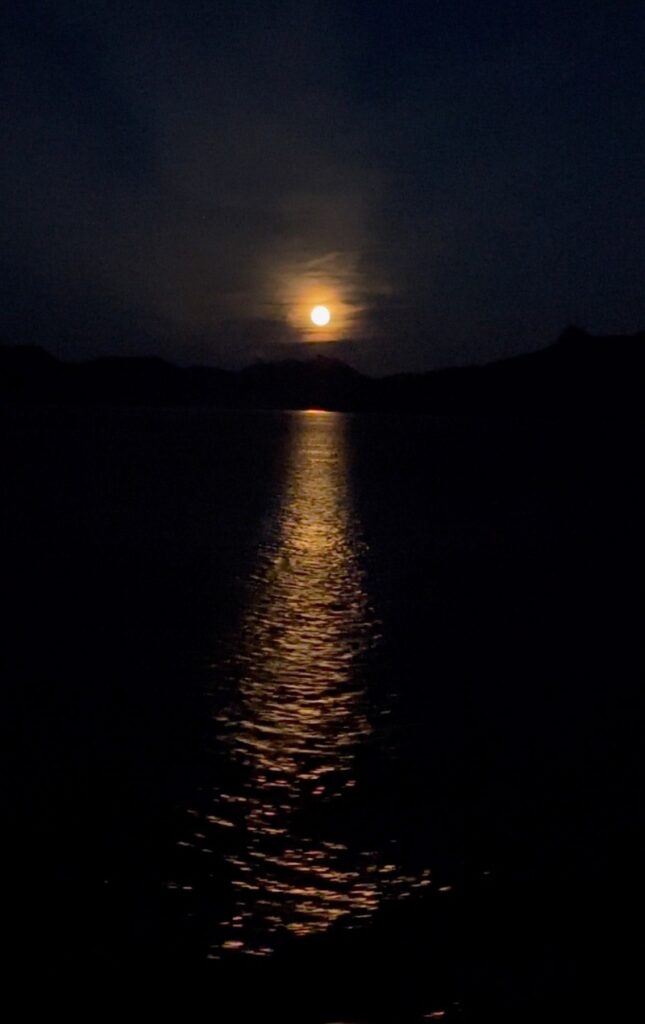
xmin=1 ymin=329 xmax=642 ymax=413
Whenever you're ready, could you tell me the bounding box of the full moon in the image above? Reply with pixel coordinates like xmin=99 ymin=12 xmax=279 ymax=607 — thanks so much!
xmin=310 ymin=305 xmax=331 ymax=326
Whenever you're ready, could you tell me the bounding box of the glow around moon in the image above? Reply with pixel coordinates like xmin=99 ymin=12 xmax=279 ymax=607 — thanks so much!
xmin=311 ymin=305 xmax=331 ymax=326
xmin=276 ymin=258 xmax=364 ymax=342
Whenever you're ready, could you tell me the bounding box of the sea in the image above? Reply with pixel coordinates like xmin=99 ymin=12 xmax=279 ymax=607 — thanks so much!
xmin=3 ymin=406 xmax=641 ymax=1018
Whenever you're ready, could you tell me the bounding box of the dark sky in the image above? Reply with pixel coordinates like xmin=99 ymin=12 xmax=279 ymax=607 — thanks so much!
xmin=2 ymin=0 xmax=643 ymax=373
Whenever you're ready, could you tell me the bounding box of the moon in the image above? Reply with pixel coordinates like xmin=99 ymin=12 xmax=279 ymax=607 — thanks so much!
xmin=310 ymin=305 xmax=331 ymax=326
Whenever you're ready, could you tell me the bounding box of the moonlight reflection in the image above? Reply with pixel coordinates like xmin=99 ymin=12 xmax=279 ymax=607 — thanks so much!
xmin=176 ymin=412 xmax=429 ymax=957
xmin=212 ymin=411 xmax=374 ymax=950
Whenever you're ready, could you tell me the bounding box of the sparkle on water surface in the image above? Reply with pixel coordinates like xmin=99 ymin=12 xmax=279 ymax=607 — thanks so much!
xmin=173 ymin=411 xmax=431 ymax=956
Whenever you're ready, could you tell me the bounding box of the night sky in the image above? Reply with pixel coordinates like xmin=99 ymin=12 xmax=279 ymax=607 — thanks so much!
xmin=2 ymin=1 xmax=643 ymax=374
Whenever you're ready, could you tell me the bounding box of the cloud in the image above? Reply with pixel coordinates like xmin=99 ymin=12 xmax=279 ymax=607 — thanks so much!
xmin=2 ymin=1 xmax=643 ymax=370
xmin=2 ymin=1 xmax=386 ymax=363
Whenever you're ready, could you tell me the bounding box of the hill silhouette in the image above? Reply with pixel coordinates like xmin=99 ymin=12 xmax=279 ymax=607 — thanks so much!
xmin=1 ymin=328 xmax=642 ymax=413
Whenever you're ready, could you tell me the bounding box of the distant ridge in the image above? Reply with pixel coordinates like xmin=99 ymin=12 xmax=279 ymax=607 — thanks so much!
xmin=1 ymin=329 xmax=643 ymax=413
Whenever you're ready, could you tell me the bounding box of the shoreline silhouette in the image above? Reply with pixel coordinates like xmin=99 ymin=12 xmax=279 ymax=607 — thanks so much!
xmin=2 ymin=327 xmax=642 ymax=413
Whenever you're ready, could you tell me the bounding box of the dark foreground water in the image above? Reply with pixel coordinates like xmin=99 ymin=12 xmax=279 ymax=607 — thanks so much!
xmin=3 ymin=407 xmax=642 ymax=1016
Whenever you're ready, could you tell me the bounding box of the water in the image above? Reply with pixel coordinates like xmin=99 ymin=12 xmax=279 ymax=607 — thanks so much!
xmin=205 ymin=412 xmax=379 ymax=948
xmin=173 ymin=412 xmax=431 ymax=958
xmin=3 ymin=406 xmax=641 ymax=1015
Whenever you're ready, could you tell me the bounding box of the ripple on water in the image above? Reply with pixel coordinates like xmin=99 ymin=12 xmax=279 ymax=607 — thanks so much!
xmin=174 ymin=411 xmax=432 ymax=955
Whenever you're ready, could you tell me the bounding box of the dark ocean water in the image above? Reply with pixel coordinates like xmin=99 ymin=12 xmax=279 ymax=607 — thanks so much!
xmin=3 ymin=407 xmax=642 ymax=1017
